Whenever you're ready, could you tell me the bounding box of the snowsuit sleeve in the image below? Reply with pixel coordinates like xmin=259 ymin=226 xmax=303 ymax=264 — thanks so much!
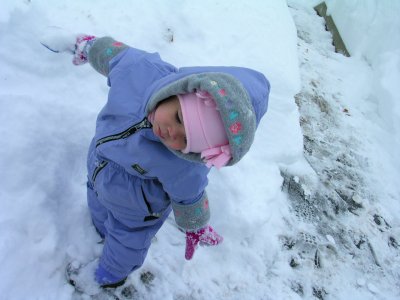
xmin=156 ymin=160 xmax=211 ymax=231
xmin=87 ymin=37 xmax=129 ymax=76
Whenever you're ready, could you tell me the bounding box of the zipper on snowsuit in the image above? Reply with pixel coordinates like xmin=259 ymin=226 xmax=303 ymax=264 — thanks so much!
xmin=95 ymin=118 xmax=152 ymax=148
xmin=92 ymin=160 xmax=109 ymax=184
xmin=91 ymin=117 xmax=152 ymax=185
xmin=91 ymin=117 xmax=161 ymax=221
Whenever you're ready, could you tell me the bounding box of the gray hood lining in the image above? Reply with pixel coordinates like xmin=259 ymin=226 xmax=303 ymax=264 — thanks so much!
xmin=146 ymin=72 xmax=256 ymax=166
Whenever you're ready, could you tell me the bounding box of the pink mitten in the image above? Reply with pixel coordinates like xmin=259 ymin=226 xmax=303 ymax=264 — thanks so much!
xmin=40 ymin=28 xmax=95 ymax=66
xmin=185 ymin=225 xmax=223 ymax=260
xmin=72 ymin=35 xmax=96 ymax=65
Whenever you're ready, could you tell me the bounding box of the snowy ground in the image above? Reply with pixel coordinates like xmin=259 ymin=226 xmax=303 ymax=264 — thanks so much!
xmin=0 ymin=0 xmax=399 ymax=299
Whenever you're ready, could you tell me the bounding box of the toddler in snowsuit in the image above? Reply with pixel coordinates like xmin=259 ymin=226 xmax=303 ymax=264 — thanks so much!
xmin=42 ymin=33 xmax=270 ymax=288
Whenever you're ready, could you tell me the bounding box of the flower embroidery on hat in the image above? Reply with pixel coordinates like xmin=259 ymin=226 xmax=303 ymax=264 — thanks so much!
xmin=218 ymin=89 xmax=227 ymax=96
xmin=225 ymin=99 xmax=235 ymax=109
xmin=233 ymin=136 xmax=242 ymax=145
xmin=206 ymin=79 xmax=246 ymax=150
xmin=230 ymin=122 xmax=242 ymax=134
xmin=229 ymin=111 xmax=239 ymax=120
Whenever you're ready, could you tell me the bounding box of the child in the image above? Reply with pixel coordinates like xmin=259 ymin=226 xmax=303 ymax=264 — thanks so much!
xmin=42 ymin=33 xmax=270 ymax=289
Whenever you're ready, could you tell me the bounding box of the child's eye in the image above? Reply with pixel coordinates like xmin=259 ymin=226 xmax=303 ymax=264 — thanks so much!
xmin=176 ymin=112 xmax=182 ymax=124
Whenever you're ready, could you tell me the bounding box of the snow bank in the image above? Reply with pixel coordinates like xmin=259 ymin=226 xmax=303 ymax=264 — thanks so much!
xmin=326 ymin=0 xmax=400 ymax=64
xmin=324 ymin=0 xmax=400 ymax=219
xmin=326 ymin=0 xmax=400 ymax=141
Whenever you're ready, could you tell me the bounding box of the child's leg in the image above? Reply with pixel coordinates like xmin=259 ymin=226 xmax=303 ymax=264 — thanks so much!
xmin=99 ymin=209 xmax=171 ymax=281
xmin=88 ymin=161 xmax=172 ymax=284
xmin=87 ymin=182 xmax=107 ymax=238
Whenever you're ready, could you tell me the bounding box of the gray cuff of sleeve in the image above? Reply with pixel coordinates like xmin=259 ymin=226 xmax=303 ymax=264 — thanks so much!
xmin=88 ymin=36 xmax=129 ymax=76
xmin=171 ymin=193 xmax=210 ymax=231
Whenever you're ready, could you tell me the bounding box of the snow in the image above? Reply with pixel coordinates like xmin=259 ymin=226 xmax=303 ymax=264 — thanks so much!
xmin=326 ymin=0 xmax=400 ymax=65
xmin=325 ymin=0 xmax=400 ymax=197
xmin=0 ymin=0 xmax=399 ymax=299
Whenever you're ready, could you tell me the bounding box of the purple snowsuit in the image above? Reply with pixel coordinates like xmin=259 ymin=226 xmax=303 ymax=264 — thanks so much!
xmin=85 ymin=37 xmax=270 ymax=279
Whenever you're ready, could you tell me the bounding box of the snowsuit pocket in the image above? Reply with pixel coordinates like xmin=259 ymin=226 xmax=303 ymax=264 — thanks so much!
xmin=140 ymin=179 xmax=171 ymax=222
xmin=92 ymin=161 xmax=170 ymax=226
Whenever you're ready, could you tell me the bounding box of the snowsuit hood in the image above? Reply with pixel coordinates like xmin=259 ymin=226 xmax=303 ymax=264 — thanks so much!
xmin=145 ymin=67 xmax=270 ymax=166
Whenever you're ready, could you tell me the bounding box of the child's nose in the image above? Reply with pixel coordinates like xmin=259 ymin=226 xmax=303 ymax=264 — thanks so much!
xmin=169 ymin=125 xmax=183 ymax=139
xmin=168 ymin=126 xmax=177 ymax=139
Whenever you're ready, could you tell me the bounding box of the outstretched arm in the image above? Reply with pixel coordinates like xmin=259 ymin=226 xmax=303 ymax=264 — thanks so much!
xmin=40 ymin=30 xmax=129 ymax=76
xmin=41 ymin=30 xmax=176 ymax=83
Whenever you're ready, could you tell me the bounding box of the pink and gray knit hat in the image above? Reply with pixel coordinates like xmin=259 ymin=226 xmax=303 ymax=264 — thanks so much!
xmin=178 ymin=91 xmax=231 ymax=169
xmin=146 ymin=72 xmax=261 ymax=168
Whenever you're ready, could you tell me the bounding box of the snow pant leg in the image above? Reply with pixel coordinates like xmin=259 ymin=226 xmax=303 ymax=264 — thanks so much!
xmin=99 ymin=208 xmax=171 ymax=279
xmin=87 ymin=182 xmax=107 ymax=238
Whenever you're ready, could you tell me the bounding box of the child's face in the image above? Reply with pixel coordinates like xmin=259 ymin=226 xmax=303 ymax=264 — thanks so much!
xmin=152 ymin=96 xmax=187 ymax=151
